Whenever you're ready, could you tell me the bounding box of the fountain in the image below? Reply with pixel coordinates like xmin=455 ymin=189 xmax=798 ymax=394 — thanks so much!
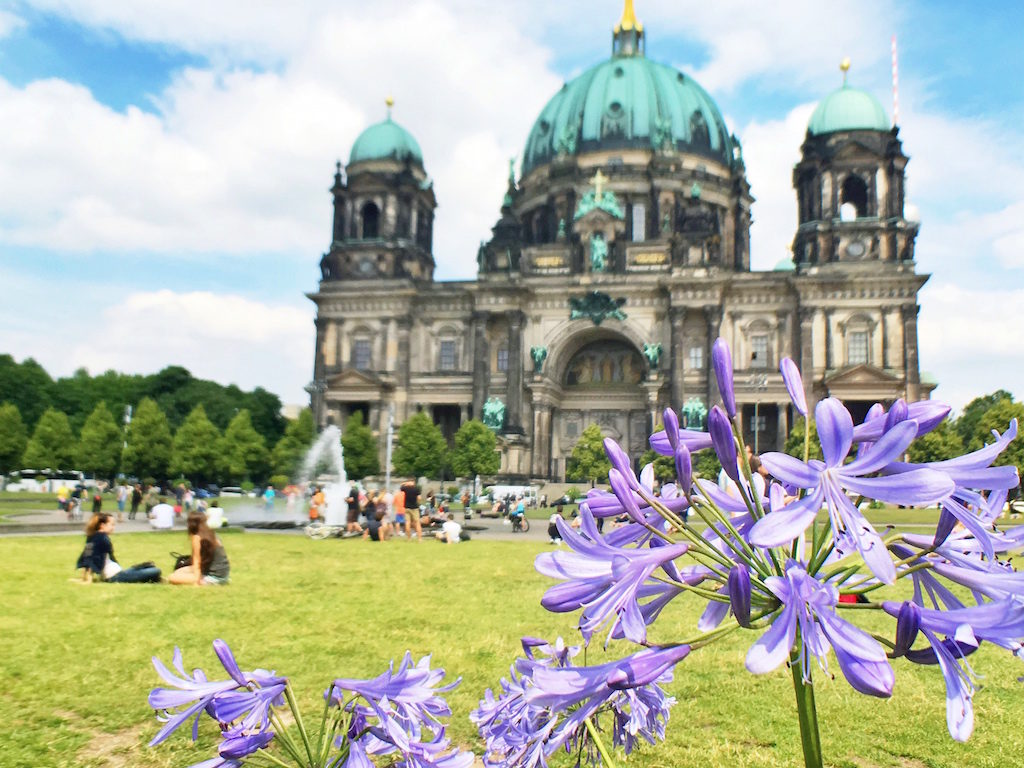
xmin=297 ymin=424 xmax=349 ymax=526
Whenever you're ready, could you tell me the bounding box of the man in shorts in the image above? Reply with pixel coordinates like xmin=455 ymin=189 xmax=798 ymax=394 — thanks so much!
xmin=402 ymin=480 xmax=422 ymax=541
xmin=391 ymin=486 xmax=405 ymax=536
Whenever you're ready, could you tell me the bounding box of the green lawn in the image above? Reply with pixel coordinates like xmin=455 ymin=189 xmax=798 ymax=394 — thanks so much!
xmin=1 ymin=532 xmax=1022 ymax=768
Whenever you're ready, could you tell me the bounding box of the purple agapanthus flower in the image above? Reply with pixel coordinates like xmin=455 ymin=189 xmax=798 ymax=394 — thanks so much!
xmin=745 ymin=562 xmax=894 ymax=698
xmin=712 ymin=338 xmax=737 ymax=418
xmin=750 ymin=397 xmax=954 ymax=583
xmin=536 ymin=507 xmax=689 ymax=644
xmin=472 ymin=639 xmax=682 ymax=768
xmin=148 ymin=641 xmax=287 ymax=747
xmin=330 ymin=652 xmax=458 ymax=725
xmin=649 ymin=405 xmax=713 ymax=456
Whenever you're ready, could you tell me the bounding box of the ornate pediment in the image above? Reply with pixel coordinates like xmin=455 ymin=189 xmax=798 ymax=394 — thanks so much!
xmin=325 ymin=368 xmax=389 ymax=396
xmin=825 ymin=364 xmax=900 ymax=386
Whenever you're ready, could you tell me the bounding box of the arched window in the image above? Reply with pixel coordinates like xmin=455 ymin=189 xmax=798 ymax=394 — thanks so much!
xmin=689 ymin=111 xmax=710 ymax=148
xmin=840 ymin=175 xmax=868 ymax=219
xmin=361 ymin=201 xmax=380 ymax=239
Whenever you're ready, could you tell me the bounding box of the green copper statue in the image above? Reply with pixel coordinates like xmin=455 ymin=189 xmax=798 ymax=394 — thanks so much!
xmin=482 ymin=397 xmax=506 ymax=431
xmin=590 ymin=233 xmax=608 ymax=272
xmin=682 ymin=397 xmax=708 ymax=430
xmin=530 ymin=346 xmax=547 ymax=374
xmin=642 ymin=343 xmax=663 ymax=370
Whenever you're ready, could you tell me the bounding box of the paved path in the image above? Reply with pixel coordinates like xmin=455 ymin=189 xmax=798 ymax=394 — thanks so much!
xmin=0 ymin=505 xmax=557 ymax=544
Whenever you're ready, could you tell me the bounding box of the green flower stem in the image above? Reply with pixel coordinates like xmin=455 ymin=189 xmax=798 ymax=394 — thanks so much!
xmin=790 ymin=646 xmax=824 ymax=768
xmin=269 ymin=708 xmax=308 ymax=766
xmin=250 ymin=748 xmax=298 ymax=768
xmin=687 ymin=498 xmax=769 ymax=576
xmin=681 ymin=621 xmax=742 ymax=650
xmin=583 ymin=715 xmax=617 ymax=768
xmin=284 ymin=682 xmax=317 ymax=767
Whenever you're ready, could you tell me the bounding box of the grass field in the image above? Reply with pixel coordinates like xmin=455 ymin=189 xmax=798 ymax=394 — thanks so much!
xmin=2 ymin=530 xmax=1023 ymax=768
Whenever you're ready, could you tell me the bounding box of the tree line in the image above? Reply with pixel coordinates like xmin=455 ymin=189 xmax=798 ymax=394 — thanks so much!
xmin=0 ymin=392 xmax=502 ymax=489
xmin=0 ymin=355 xmax=286 ymax=448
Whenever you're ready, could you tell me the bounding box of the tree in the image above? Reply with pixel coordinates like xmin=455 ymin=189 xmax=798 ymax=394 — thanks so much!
xmin=0 ymin=402 xmax=28 ymax=476
xmin=566 ymin=424 xmax=611 ymax=486
xmin=784 ymin=416 xmax=823 ymax=461
xmin=692 ymin=448 xmax=722 ymax=481
xmin=272 ymin=409 xmax=315 ymax=480
xmin=76 ymin=402 xmax=122 ymax=479
xmin=967 ymin=398 xmax=1024 ymax=479
xmin=0 ymin=355 xmax=54 ymax=428
xmin=638 ymin=447 xmax=675 ymax=484
xmin=218 ymin=409 xmax=269 ymax=484
xmin=123 ymin=397 xmax=173 ymax=480
xmin=341 ymin=411 xmax=380 ymax=480
xmin=170 ymin=405 xmax=222 ymax=485
xmin=392 ymin=411 xmax=447 ymax=479
xmin=449 ymin=419 xmax=500 ymax=479
xmin=22 ymin=407 xmax=75 ymax=469
xmin=907 ymin=419 xmax=964 ymax=465
xmin=956 ymin=390 xmax=1014 ymax=446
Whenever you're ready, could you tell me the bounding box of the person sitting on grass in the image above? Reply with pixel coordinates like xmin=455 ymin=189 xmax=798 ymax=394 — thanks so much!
xmin=168 ymin=512 xmax=231 ymax=586
xmin=548 ymin=505 xmax=564 ymax=544
xmin=435 ymin=513 xmax=464 ymax=544
xmin=362 ymin=509 xmax=392 ymax=542
xmin=76 ymin=513 xmax=162 ymax=583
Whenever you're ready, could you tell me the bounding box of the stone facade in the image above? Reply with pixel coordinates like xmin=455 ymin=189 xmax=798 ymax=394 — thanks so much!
xmin=307 ymin=25 xmax=932 ymax=481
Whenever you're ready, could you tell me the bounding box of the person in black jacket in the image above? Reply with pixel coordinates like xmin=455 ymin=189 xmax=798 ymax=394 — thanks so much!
xmin=76 ymin=513 xmax=161 ymax=583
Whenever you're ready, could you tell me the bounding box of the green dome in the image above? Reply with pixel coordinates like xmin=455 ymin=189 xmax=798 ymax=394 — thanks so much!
xmin=808 ymin=85 xmax=889 ymax=135
xmin=522 ymin=56 xmax=733 ymax=175
xmin=773 ymin=256 xmax=796 ymax=272
xmin=350 ymin=117 xmax=423 ymax=165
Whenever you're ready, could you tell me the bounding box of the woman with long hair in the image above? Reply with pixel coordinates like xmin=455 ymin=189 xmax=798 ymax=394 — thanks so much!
xmin=168 ymin=511 xmax=230 ymax=586
xmin=76 ymin=513 xmax=162 ymax=583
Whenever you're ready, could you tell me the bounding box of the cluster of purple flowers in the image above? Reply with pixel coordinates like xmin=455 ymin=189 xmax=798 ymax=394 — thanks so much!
xmin=148 ymin=640 xmax=472 ymax=768
xmin=470 ymin=637 xmax=685 ymax=768
xmin=475 ymin=335 xmax=1023 ymax=765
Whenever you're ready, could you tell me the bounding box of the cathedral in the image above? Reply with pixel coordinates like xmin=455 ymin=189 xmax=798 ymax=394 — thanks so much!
xmin=307 ymin=2 xmax=932 ymax=481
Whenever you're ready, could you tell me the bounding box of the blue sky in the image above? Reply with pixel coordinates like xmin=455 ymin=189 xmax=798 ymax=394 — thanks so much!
xmin=0 ymin=0 xmax=1021 ymax=411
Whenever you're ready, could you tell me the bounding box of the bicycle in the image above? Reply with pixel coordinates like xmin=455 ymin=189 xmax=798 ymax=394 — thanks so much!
xmin=510 ymin=514 xmax=530 ymax=533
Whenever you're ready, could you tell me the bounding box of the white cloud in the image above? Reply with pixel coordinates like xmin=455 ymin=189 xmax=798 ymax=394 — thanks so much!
xmin=737 ymin=102 xmax=815 ymax=269
xmin=0 ymin=9 xmax=25 ymax=38
xmin=70 ymin=290 xmax=313 ymax=402
xmin=919 ymin=284 xmax=1024 ymax=409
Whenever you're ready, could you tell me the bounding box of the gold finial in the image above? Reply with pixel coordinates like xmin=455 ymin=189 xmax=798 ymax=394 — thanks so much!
xmin=385 ymin=96 xmax=394 ymax=118
xmin=840 ymin=58 xmax=850 ymax=86
xmin=614 ymin=0 xmax=643 ymax=33
xmin=591 ymin=169 xmax=608 ymax=197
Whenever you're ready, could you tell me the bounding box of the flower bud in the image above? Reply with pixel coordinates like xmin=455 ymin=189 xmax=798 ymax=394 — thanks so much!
xmin=674 ymin=445 xmax=692 ymax=494
xmin=728 ymin=566 xmax=752 ymax=627
xmin=709 ymin=406 xmax=739 ymax=482
xmin=892 ymin=601 xmax=921 ymax=657
xmin=779 ymin=357 xmax=807 ymax=416
xmin=663 ymin=408 xmax=680 ymax=450
xmin=712 ymin=338 xmax=736 ymax=418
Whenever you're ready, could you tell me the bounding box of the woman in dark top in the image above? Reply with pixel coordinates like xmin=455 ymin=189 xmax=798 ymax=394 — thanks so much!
xmin=76 ymin=513 xmax=162 ymax=583
xmin=169 ymin=512 xmax=230 ymax=586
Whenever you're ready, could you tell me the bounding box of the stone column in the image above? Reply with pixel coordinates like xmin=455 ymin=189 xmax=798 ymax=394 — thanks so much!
xmin=902 ymin=304 xmax=922 ymax=401
xmin=669 ymin=307 xmax=687 ymax=412
xmin=313 ymin=318 xmax=327 ymax=381
xmin=798 ymin=307 xmax=817 ymax=413
xmin=505 ymin=310 xmax=526 ymax=432
xmin=704 ymin=305 xmax=723 ymax=408
xmin=776 ymin=401 xmax=790 ymax=449
xmin=824 ymin=309 xmax=835 ymax=370
xmin=336 ymin=319 xmax=346 ymax=370
xmin=471 ymin=312 xmax=489 ymax=420
xmin=879 ymin=305 xmax=892 ymax=369
xmin=531 ymin=401 xmax=552 ymax=478
xmin=396 ymin=317 xmax=412 ymax=420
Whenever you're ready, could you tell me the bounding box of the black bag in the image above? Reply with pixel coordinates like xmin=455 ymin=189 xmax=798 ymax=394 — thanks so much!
xmin=171 ymin=551 xmax=192 ymax=570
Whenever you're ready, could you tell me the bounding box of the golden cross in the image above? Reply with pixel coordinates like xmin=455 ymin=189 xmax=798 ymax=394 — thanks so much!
xmin=591 ymin=169 xmax=607 ymax=197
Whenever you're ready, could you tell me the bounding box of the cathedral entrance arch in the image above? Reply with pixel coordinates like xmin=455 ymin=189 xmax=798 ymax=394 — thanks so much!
xmin=546 ymin=328 xmax=651 ymax=481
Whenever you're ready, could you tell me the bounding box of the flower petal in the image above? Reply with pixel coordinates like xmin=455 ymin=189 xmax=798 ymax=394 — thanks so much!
xmin=746 ymin=604 xmax=796 ymax=674
xmin=712 ymin=338 xmax=736 ymax=418
xmin=779 ymin=357 xmax=807 ymax=415
xmin=759 ymin=452 xmax=821 ymax=488
xmin=815 ymin=398 xmax=853 ymax=467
